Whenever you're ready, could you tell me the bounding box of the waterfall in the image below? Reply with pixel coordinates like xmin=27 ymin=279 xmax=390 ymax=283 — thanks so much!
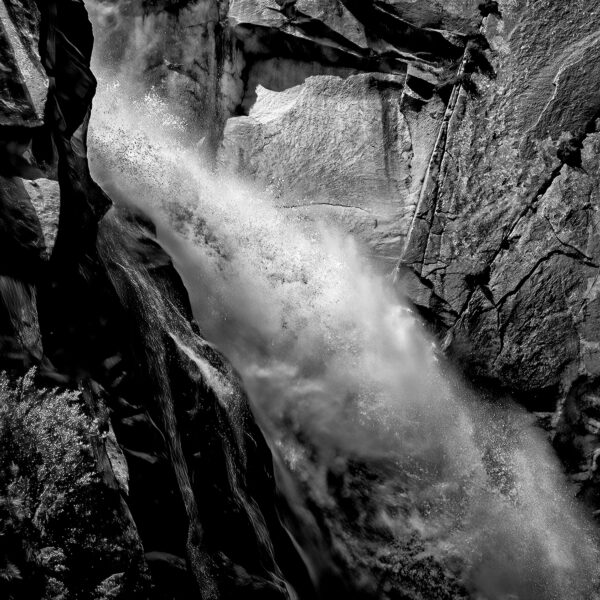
xmin=97 ymin=215 xmax=221 ymax=597
xmin=95 ymin=213 xmax=305 ymax=598
xmin=87 ymin=79 xmax=600 ymax=600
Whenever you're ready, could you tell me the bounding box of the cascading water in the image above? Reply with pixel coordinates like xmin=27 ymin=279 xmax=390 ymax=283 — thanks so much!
xmin=96 ymin=212 xmax=310 ymax=599
xmin=87 ymin=79 xmax=600 ymax=599
xmin=84 ymin=17 xmax=600 ymax=600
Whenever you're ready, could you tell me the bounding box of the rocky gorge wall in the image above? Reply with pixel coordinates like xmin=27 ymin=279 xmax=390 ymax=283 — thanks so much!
xmin=0 ymin=2 xmax=322 ymax=598
xmin=3 ymin=0 xmax=600 ymax=598
xmin=394 ymin=0 xmax=600 ymax=502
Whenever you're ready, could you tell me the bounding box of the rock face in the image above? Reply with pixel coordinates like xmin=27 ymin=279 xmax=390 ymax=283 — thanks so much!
xmin=0 ymin=2 xmax=317 ymax=599
xmin=0 ymin=3 xmax=151 ymax=597
xmin=0 ymin=0 xmax=46 ymax=128
xmin=215 ymin=0 xmax=482 ymax=270
xmin=220 ymin=74 xmax=440 ymax=265
xmin=394 ymin=0 xmax=600 ymax=495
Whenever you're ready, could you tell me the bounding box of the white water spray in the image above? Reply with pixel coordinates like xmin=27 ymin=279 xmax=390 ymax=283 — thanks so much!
xmin=87 ymin=74 xmax=599 ymax=599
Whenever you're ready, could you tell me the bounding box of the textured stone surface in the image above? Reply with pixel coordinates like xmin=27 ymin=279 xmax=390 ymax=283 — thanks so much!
xmin=22 ymin=178 xmax=60 ymax=256
xmin=229 ymin=0 xmax=472 ymax=113
xmin=220 ymin=74 xmax=445 ymax=264
xmin=0 ymin=0 xmax=46 ymax=127
xmin=389 ymin=0 xmax=600 ymax=494
xmin=219 ymin=0 xmax=476 ymax=262
xmin=230 ymin=0 xmax=479 ymax=54
xmin=359 ymin=0 xmax=482 ymax=32
xmin=0 ymin=175 xmax=45 ymax=276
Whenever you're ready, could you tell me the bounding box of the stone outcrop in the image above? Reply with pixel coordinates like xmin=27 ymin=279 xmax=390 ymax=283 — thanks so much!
xmin=214 ymin=0 xmax=480 ymax=270
xmin=0 ymin=2 xmax=151 ymax=596
xmin=219 ymin=74 xmax=436 ymax=266
xmin=217 ymin=0 xmax=482 ymax=256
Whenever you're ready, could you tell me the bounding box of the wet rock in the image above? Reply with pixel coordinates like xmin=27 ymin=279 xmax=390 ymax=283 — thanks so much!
xmin=105 ymin=422 xmax=130 ymax=496
xmin=21 ymin=178 xmax=60 ymax=257
xmin=0 ymin=0 xmax=46 ymax=127
xmin=95 ymin=572 xmax=125 ymax=599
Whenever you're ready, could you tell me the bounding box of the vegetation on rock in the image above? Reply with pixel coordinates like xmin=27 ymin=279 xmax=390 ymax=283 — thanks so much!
xmin=0 ymin=370 xmax=134 ymax=600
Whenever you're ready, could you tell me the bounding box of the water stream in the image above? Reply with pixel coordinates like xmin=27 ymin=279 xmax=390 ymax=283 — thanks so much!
xmin=86 ymin=50 xmax=600 ymax=600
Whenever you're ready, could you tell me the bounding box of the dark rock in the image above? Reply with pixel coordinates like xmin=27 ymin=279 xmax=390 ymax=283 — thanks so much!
xmin=144 ymin=552 xmax=198 ymax=600
xmin=145 ymin=550 xmax=186 ymax=569
xmin=556 ymin=131 xmax=583 ymax=168
xmin=478 ymin=0 xmax=501 ymax=18
xmin=0 ymin=175 xmax=45 ymax=278
xmin=96 ymin=212 xmax=314 ymax=598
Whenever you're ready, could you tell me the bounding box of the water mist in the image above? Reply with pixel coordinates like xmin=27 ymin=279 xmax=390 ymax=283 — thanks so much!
xmin=85 ymin=45 xmax=600 ymax=600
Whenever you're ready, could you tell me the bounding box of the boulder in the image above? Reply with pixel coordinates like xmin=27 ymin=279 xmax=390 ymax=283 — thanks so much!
xmin=220 ymin=74 xmax=445 ymax=266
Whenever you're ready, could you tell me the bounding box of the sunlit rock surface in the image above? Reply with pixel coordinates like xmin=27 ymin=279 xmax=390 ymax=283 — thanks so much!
xmin=0 ymin=0 xmax=46 ymax=127
xmin=22 ymin=178 xmax=60 ymax=255
xmin=220 ymin=75 xmax=445 ymax=265
xmin=219 ymin=0 xmax=477 ymax=264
